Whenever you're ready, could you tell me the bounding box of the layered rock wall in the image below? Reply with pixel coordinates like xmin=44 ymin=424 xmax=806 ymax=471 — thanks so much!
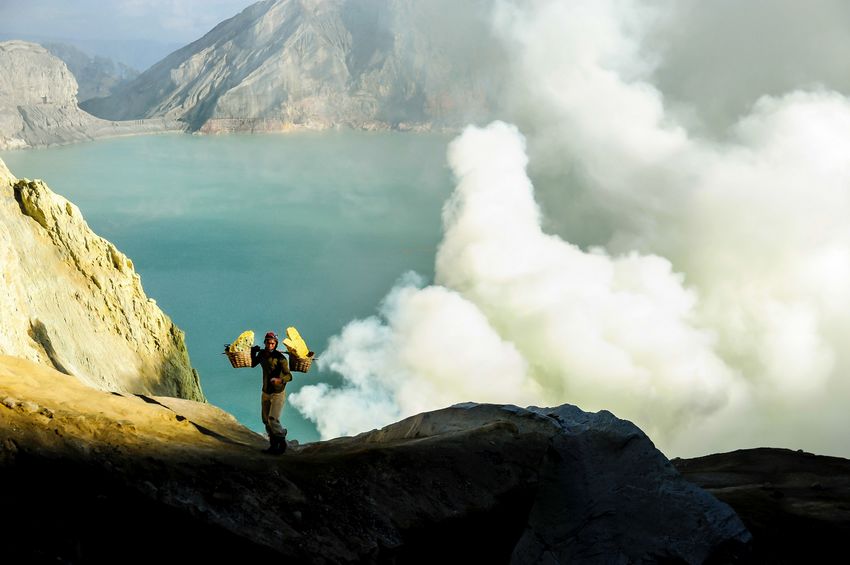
xmin=0 ymin=40 xmax=182 ymax=149
xmin=0 ymin=158 xmax=203 ymax=400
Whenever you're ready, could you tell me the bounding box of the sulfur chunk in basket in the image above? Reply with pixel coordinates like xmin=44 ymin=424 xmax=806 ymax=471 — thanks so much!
xmin=282 ymin=327 xmax=309 ymax=357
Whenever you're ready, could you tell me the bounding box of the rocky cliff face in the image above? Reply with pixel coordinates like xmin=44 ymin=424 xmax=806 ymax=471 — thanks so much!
xmin=0 ymin=158 xmax=203 ymax=400
xmin=82 ymin=0 xmax=504 ymax=132
xmin=0 ymin=40 xmax=91 ymax=149
xmin=0 ymin=40 xmax=182 ymax=149
xmin=0 ymin=354 xmax=751 ymax=563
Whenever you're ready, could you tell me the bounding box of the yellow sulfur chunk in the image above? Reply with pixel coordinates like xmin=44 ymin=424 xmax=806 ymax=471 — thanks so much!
xmin=230 ymin=330 xmax=255 ymax=352
xmin=282 ymin=326 xmax=309 ymax=357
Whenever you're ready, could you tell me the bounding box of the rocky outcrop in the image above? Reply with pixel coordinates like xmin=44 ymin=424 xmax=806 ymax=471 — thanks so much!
xmin=0 ymin=354 xmax=749 ymax=563
xmin=674 ymin=448 xmax=850 ymax=564
xmin=43 ymin=42 xmax=138 ymax=102
xmin=82 ymin=0 xmax=505 ymax=133
xmin=0 ymin=40 xmax=182 ymax=149
xmin=0 ymin=159 xmax=203 ymax=400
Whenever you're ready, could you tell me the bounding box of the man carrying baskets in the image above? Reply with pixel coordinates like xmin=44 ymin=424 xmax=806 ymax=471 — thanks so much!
xmin=251 ymin=331 xmax=292 ymax=454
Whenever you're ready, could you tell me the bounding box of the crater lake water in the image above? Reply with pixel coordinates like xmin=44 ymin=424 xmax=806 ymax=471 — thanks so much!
xmin=2 ymin=131 xmax=454 ymax=443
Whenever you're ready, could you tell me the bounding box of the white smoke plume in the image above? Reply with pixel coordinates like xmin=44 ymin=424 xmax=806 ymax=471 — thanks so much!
xmin=291 ymin=0 xmax=850 ymax=457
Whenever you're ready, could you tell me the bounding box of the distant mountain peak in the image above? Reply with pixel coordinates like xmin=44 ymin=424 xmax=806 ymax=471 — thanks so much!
xmin=82 ymin=0 xmax=504 ymax=133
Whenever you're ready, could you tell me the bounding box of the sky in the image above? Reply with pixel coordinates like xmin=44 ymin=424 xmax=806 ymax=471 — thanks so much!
xmin=0 ymin=0 xmax=255 ymax=68
xmin=0 ymin=0 xmax=254 ymax=43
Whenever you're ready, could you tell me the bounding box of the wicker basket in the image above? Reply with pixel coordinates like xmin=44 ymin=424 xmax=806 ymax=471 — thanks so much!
xmin=289 ymin=351 xmax=315 ymax=373
xmin=224 ymin=349 xmax=252 ymax=369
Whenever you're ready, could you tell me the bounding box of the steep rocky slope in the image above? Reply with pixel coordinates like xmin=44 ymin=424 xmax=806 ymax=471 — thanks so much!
xmin=0 ymin=355 xmax=750 ymax=563
xmin=0 ymin=158 xmax=203 ymax=400
xmin=82 ymin=0 xmax=504 ymax=133
xmin=43 ymin=42 xmax=138 ymax=102
xmin=0 ymin=40 xmax=181 ymax=149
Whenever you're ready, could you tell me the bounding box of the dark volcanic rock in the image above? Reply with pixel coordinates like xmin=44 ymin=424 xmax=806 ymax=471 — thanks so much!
xmin=1 ymin=356 xmax=750 ymax=563
xmin=674 ymin=448 xmax=850 ymax=564
xmin=513 ymin=404 xmax=751 ymax=563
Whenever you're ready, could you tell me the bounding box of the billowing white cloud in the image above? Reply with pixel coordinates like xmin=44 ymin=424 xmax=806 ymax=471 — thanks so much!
xmin=293 ymin=270 xmax=538 ymax=439
xmin=292 ymin=122 xmax=742 ymax=449
xmin=293 ymin=0 xmax=850 ymax=458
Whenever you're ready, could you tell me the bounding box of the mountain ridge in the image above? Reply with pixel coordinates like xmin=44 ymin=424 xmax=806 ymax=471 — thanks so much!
xmin=81 ymin=0 xmax=504 ymax=133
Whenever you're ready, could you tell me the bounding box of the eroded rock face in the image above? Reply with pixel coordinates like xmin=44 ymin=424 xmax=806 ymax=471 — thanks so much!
xmin=0 ymin=159 xmax=203 ymax=400
xmin=0 ymin=356 xmax=750 ymax=563
xmin=0 ymin=40 xmax=183 ymax=149
xmin=0 ymin=40 xmax=88 ymax=149
xmin=82 ymin=0 xmax=505 ymax=132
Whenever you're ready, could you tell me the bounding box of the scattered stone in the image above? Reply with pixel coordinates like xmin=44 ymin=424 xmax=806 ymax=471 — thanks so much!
xmin=115 ymin=420 xmax=136 ymax=432
xmin=19 ymin=401 xmax=39 ymax=413
xmin=140 ymin=481 xmax=158 ymax=498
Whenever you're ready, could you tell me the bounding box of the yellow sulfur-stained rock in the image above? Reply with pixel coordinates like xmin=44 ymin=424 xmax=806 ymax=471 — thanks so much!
xmin=0 ymin=158 xmax=204 ymax=401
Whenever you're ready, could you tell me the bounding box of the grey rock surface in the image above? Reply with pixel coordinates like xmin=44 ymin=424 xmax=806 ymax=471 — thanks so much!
xmin=0 ymin=159 xmax=204 ymax=400
xmin=0 ymin=40 xmax=182 ymax=149
xmin=83 ymin=0 xmax=506 ymax=133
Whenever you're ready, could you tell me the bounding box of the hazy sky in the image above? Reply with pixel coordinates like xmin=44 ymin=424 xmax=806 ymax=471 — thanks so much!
xmin=0 ymin=0 xmax=255 ymax=43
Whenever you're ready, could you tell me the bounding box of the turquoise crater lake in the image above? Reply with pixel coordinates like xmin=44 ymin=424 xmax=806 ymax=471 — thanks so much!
xmin=2 ymin=131 xmax=454 ymax=443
